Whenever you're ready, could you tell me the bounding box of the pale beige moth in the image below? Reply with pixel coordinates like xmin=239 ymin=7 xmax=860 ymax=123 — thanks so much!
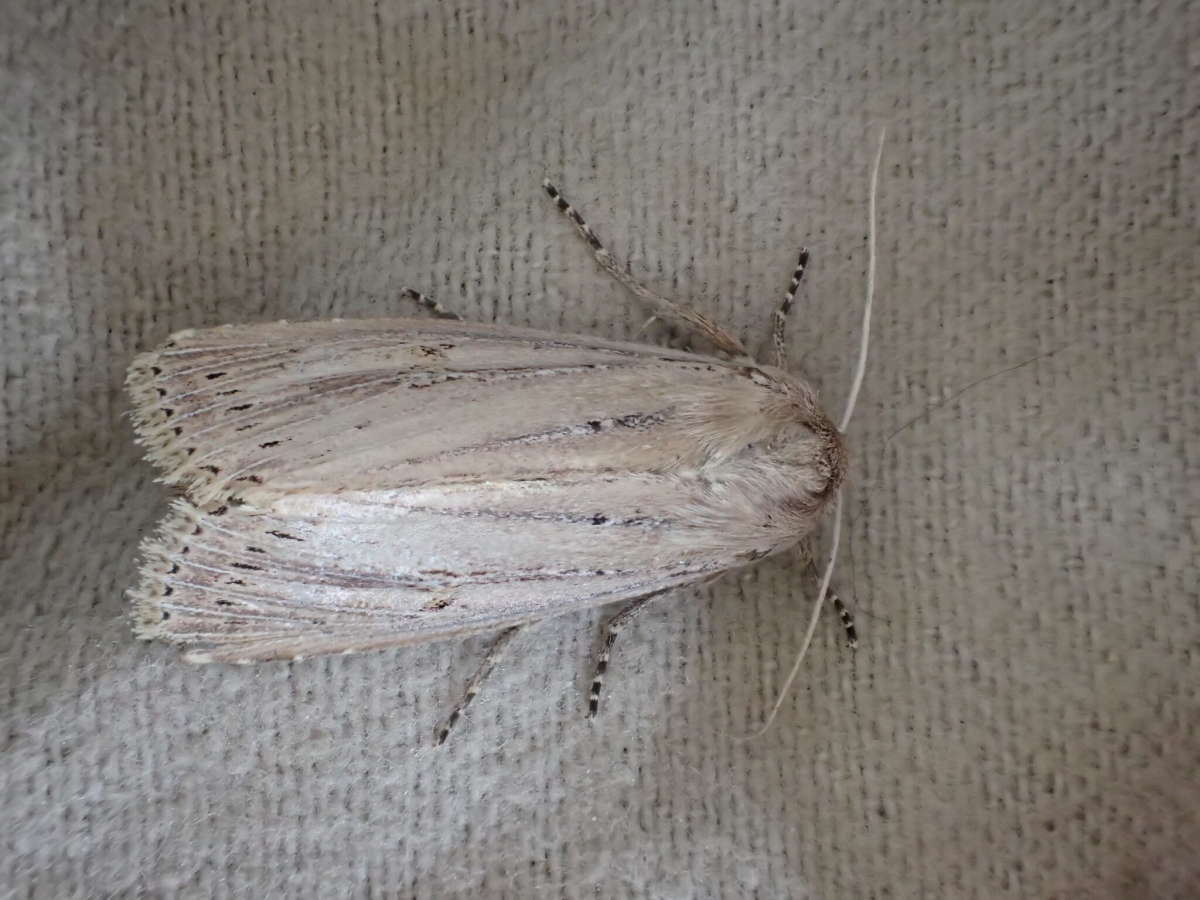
xmin=127 ymin=139 xmax=882 ymax=741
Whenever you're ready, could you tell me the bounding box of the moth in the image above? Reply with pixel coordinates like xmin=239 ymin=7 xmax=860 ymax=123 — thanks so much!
xmin=128 ymin=145 xmax=881 ymax=742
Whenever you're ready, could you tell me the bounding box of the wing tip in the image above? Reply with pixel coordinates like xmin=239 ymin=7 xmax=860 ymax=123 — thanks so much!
xmin=125 ymin=501 xmax=321 ymax=665
xmin=126 ymin=350 xmax=192 ymax=471
xmin=126 ymin=498 xmax=205 ymax=645
xmin=126 ymin=355 xmax=234 ymax=504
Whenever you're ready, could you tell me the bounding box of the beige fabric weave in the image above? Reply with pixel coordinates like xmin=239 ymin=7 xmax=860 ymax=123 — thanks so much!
xmin=3 ymin=1 xmax=1196 ymax=897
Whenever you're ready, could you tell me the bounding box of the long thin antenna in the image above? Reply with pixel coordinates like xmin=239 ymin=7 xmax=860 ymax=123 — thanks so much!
xmin=752 ymin=494 xmax=842 ymax=737
xmin=751 ymin=127 xmax=885 ymax=737
xmin=840 ymin=126 xmax=886 ymax=432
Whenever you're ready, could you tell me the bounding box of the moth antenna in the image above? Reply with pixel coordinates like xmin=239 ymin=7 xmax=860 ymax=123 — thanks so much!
xmin=839 ymin=125 xmax=885 ymax=432
xmin=750 ymin=493 xmax=843 ymax=738
xmin=752 ymin=126 xmax=885 ymax=737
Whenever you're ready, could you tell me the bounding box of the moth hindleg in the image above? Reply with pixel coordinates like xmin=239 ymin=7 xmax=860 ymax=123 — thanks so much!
xmin=399 ymin=287 xmax=463 ymax=321
xmin=542 ymin=180 xmax=748 ymax=358
xmin=587 ymin=590 xmax=672 ymax=717
xmin=435 ymin=625 xmax=521 ymax=745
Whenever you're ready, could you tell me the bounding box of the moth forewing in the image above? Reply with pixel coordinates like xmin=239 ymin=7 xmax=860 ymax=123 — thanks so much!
xmin=126 ymin=320 xmax=845 ymax=663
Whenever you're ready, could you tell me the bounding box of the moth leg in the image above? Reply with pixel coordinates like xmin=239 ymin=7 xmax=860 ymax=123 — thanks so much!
xmin=542 ymin=179 xmax=748 ymax=358
xmin=435 ymin=626 xmax=521 ymax=745
xmin=796 ymin=547 xmax=854 ymax=652
xmin=587 ymin=592 xmax=667 ymax=717
xmin=771 ymin=249 xmax=811 ymax=368
xmin=399 ymin=287 xmax=463 ymax=321
xmin=801 ymin=552 xmax=857 ymax=647
xmin=829 ymin=589 xmax=858 ymax=648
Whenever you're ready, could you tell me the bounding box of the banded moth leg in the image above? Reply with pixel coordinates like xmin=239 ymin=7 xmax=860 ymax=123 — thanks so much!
xmin=543 ymin=180 xmax=748 ymax=359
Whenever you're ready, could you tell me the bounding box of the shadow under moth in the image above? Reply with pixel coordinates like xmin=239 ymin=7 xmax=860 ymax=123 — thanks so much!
xmin=127 ymin=135 xmax=883 ymax=742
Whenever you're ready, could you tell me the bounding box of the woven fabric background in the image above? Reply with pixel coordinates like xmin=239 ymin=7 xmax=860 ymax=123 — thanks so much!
xmin=2 ymin=1 xmax=1196 ymax=897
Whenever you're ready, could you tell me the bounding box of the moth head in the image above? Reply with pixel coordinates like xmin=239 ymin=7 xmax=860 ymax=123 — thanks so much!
xmin=753 ymin=367 xmax=848 ymax=495
xmin=684 ymin=365 xmax=847 ymax=498
xmin=805 ymin=413 xmax=848 ymax=501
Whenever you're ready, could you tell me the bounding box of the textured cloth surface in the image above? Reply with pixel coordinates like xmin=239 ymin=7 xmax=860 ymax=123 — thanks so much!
xmin=2 ymin=1 xmax=1197 ymax=897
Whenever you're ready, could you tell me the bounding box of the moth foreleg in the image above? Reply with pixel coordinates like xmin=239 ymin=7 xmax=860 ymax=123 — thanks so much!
xmin=542 ymin=179 xmax=748 ymax=358
xmin=829 ymin=590 xmax=858 ymax=648
xmin=435 ymin=626 xmax=521 ymax=745
xmin=399 ymin=287 xmax=463 ymax=321
xmin=770 ymin=249 xmax=811 ymax=368
xmin=801 ymin=552 xmax=858 ymax=648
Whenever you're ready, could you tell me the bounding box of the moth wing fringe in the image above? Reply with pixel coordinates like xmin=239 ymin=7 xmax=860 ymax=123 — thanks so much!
xmin=128 ymin=498 xmax=552 ymax=663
